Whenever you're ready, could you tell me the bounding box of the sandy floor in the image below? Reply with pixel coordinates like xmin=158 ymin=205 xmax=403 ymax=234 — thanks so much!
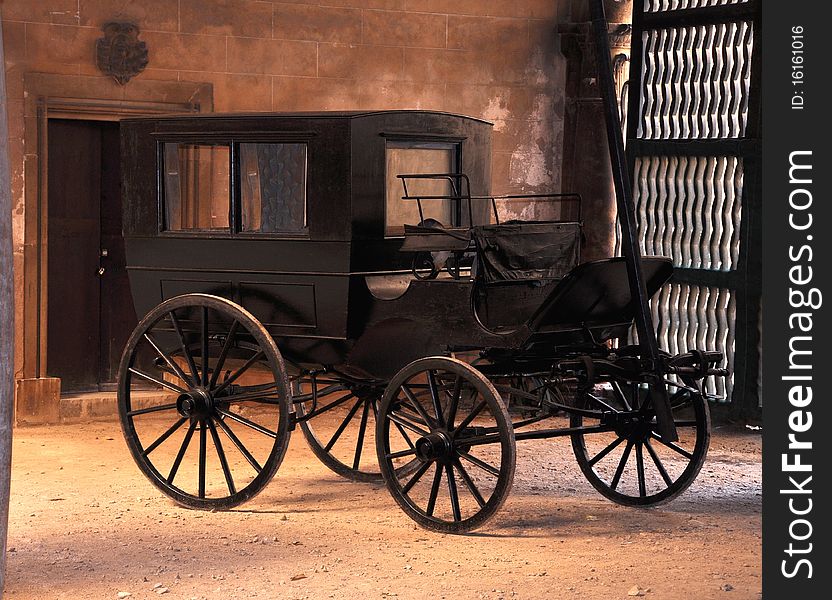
xmin=4 ymin=419 xmax=761 ymax=600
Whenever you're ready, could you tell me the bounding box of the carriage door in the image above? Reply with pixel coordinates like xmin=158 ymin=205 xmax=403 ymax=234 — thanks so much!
xmin=46 ymin=119 xmax=136 ymax=392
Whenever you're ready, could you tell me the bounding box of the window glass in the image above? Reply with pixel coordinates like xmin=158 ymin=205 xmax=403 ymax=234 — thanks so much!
xmin=385 ymin=142 xmax=458 ymax=237
xmin=163 ymin=143 xmax=230 ymax=231
xmin=240 ymin=143 xmax=307 ymax=233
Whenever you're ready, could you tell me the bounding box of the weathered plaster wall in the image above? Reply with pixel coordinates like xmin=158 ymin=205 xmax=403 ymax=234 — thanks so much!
xmin=2 ymin=0 xmax=569 ymax=382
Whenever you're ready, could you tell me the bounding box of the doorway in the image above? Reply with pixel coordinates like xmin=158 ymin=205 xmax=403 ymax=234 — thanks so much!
xmin=46 ymin=119 xmax=136 ymax=392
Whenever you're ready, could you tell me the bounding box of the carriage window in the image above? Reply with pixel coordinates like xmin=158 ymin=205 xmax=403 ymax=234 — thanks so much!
xmin=240 ymin=143 xmax=307 ymax=234
xmin=385 ymin=141 xmax=458 ymax=237
xmin=163 ymin=143 xmax=230 ymax=231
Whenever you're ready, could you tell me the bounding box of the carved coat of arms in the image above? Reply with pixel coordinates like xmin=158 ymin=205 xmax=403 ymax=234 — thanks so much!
xmin=96 ymin=22 xmax=149 ymax=85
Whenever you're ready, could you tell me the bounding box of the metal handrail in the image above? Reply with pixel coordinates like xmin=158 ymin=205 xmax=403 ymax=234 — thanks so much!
xmin=397 ymin=173 xmax=582 ymax=225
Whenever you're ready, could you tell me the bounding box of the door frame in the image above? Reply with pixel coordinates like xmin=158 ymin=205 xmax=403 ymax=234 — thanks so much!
xmin=17 ymin=73 xmax=212 ymax=422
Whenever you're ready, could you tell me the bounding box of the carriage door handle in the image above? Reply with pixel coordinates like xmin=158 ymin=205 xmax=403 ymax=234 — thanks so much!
xmin=98 ymin=248 xmax=109 ymax=276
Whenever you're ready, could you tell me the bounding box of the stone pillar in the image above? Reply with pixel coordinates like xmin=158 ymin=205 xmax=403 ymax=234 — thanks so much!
xmin=0 ymin=2 xmax=14 ymax=594
xmin=559 ymin=0 xmax=632 ymax=261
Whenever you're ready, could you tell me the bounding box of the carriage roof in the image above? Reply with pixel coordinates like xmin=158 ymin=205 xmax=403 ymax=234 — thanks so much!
xmin=121 ymin=109 xmax=492 ymax=123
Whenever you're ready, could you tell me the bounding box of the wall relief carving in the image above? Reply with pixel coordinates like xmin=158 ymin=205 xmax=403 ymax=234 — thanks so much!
xmin=95 ymin=22 xmax=149 ymax=85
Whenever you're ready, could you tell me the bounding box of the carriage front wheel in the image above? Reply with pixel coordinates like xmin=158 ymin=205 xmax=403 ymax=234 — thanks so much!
xmin=118 ymin=294 xmax=292 ymax=510
xmin=570 ymin=377 xmax=710 ymax=506
xmin=376 ymin=357 xmax=516 ymax=533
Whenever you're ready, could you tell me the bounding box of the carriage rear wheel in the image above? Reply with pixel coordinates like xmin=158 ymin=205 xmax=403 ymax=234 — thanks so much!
xmin=376 ymin=357 xmax=516 ymax=533
xmin=118 ymin=294 xmax=292 ymax=510
xmin=570 ymin=378 xmax=710 ymax=506
xmin=296 ymin=385 xmax=390 ymax=482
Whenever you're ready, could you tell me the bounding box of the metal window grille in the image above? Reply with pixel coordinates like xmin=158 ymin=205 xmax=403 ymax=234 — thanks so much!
xmin=623 ymin=0 xmax=761 ymax=415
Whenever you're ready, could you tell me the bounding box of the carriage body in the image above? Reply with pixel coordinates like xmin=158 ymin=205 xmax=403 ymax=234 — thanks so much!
xmin=120 ymin=110 xmax=588 ymax=378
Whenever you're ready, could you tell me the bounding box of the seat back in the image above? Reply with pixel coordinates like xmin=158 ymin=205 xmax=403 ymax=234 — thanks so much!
xmin=472 ymin=221 xmax=581 ymax=284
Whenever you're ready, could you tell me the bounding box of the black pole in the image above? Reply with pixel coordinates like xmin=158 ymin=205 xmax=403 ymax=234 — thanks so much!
xmin=588 ymin=0 xmax=677 ymax=442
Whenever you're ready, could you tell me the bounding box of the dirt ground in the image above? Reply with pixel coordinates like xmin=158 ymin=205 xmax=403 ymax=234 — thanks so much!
xmin=4 ymin=418 xmax=761 ymax=600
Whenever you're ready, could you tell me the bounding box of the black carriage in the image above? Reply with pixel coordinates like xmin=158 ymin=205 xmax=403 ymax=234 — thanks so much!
xmin=117 ymin=107 xmax=724 ymax=531
xmin=117 ymin=5 xmax=727 ymax=531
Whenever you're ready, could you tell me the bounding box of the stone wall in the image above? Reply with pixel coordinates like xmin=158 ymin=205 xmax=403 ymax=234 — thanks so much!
xmin=1 ymin=0 xmax=569 ymax=384
xmin=3 ymin=0 xmax=566 ymax=190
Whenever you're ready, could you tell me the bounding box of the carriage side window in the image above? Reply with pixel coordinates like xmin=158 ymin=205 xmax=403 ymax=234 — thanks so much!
xmin=163 ymin=143 xmax=230 ymax=231
xmin=385 ymin=141 xmax=458 ymax=237
xmin=240 ymin=143 xmax=307 ymax=234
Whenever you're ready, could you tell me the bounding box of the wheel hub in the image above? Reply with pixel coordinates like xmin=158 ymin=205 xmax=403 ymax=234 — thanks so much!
xmin=415 ymin=432 xmax=451 ymax=462
xmin=177 ymin=388 xmax=213 ymax=418
xmin=611 ymin=416 xmax=654 ymax=443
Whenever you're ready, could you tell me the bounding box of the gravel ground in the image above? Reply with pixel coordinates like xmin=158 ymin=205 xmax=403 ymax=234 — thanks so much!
xmin=4 ymin=419 xmax=761 ymax=600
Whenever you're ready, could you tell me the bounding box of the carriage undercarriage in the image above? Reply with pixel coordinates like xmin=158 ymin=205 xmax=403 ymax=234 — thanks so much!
xmin=118 ymin=291 xmax=724 ymax=533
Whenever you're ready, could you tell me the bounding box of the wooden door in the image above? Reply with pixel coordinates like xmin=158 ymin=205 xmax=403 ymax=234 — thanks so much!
xmin=47 ymin=119 xmax=136 ymax=392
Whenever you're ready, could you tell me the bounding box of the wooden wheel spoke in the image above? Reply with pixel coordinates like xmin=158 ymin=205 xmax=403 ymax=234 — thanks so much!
xmin=127 ymin=403 xmax=177 ymax=417
xmin=143 ymin=333 xmax=194 ymax=387
xmin=128 ymin=368 xmax=187 ymax=395
xmin=376 ymin=397 xmax=415 ymax=450
xmin=427 ymin=370 xmax=444 ymax=426
xmin=610 ymin=439 xmax=634 ymax=491
xmin=200 ymin=306 xmax=209 ymax=386
xmin=392 ymin=419 xmax=416 ymax=450
xmin=388 ymin=412 xmax=430 ymax=438
xmin=209 ymin=320 xmax=240 ymax=389
xmin=453 ymin=458 xmax=486 ymax=508
xmin=142 ymin=417 xmax=187 ymax=457
xmin=402 ymin=460 xmax=432 ymax=495
xmin=635 ymin=443 xmax=647 ymax=497
xmin=445 ymin=375 xmax=463 ymax=430
xmin=644 ymin=439 xmax=673 ymax=487
xmin=214 ymin=415 xmax=263 ymax=474
xmin=446 ymin=464 xmax=462 ymax=522
xmin=401 ymin=385 xmax=436 ymax=428
xmin=198 ymin=422 xmax=207 ymax=499
xmin=213 ymin=350 xmax=266 ymax=396
xmin=352 ymin=397 xmax=372 ymax=471
xmin=426 ymin=463 xmax=444 ymax=517
xmin=207 ymin=418 xmax=236 ymax=496
xmin=650 ymin=432 xmax=694 ymax=459
xmin=167 ymin=420 xmax=197 ymax=485
xmin=168 ymin=311 xmax=200 ymax=384
xmin=453 ymin=398 xmax=486 ymax=434
xmin=216 ymin=408 xmax=277 ymax=439
xmin=392 ymin=403 xmax=430 ymax=428
xmin=588 ymin=435 xmax=626 ymax=467
xmin=324 ymin=397 xmax=364 ymax=452
xmin=386 ymin=448 xmax=418 ymax=460
xmin=458 ymin=451 xmax=500 ymax=478
xmin=299 ymin=393 xmax=354 ymax=419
